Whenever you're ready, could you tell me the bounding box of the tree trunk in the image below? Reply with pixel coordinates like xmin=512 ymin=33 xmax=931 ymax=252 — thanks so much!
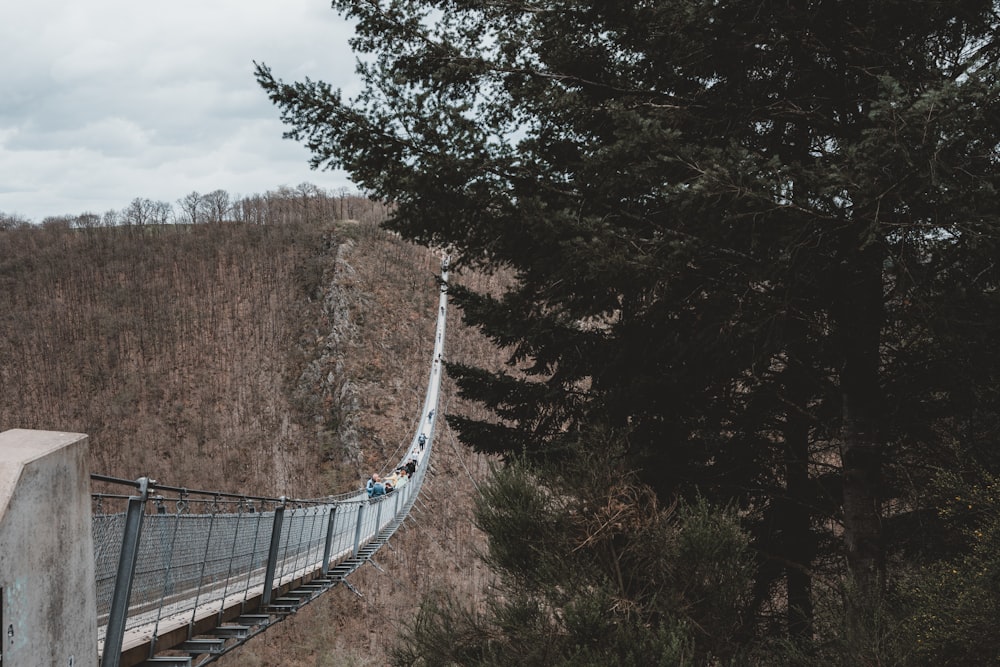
xmin=837 ymin=245 xmax=885 ymax=592
xmin=784 ymin=396 xmax=814 ymax=640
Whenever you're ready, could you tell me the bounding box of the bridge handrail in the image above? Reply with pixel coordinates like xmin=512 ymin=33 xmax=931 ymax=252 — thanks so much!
xmin=91 ymin=473 xmax=360 ymax=506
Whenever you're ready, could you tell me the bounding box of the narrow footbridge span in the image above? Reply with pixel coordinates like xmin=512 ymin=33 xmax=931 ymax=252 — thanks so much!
xmin=0 ymin=258 xmax=451 ymax=667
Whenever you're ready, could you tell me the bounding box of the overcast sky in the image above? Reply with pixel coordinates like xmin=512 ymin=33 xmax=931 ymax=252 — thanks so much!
xmin=0 ymin=1 xmax=359 ymax=222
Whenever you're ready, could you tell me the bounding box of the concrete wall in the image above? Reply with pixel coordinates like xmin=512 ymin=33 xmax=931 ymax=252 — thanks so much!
xmin=0 ymin=429 xmax=97 ymax=667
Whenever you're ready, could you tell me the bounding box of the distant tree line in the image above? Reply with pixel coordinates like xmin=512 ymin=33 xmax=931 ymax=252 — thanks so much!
xmin=0 ymin=183 xmax=387 ymax=230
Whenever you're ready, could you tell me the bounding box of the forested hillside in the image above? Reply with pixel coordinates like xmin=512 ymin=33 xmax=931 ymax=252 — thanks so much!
xmin=0 ymin=213 xmax=501 ymax=665
xmin=3 ymin=219 xmax=335 ymax=494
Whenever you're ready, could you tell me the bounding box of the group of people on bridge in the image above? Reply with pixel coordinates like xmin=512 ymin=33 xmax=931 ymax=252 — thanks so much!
xmin=366 ymin=456 xmax=418 ymax=498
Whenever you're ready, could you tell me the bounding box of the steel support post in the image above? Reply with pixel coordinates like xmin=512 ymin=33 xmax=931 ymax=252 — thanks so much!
xmin=261 ymin=498 xmax=286 ymax=607
xmin=321 ymin=506 xmax=337 ymax=576
xmin=100 ymin=477 xmax=152 ymax=667
xmin=352 ymin=503 xmax=366 ymax=559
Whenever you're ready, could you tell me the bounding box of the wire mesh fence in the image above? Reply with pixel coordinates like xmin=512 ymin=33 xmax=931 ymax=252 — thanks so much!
xmin=91 ymin=452 xmax=430 ymax=649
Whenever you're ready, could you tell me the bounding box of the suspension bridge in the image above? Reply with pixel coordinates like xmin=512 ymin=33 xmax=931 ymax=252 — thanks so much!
xmin=0 ymin=258 xmax=452 ymax=667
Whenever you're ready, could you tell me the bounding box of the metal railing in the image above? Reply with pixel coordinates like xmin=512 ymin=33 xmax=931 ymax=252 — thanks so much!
xmin=92 ymin=257 xmax=450 ymax=667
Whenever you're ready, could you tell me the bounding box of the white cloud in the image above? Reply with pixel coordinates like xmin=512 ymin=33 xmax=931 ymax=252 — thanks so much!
xmin=0 ymin=0 xmax=360 ymax=221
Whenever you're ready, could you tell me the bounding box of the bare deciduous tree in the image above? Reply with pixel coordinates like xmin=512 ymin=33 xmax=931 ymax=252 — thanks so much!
xmin=122 ymin=198 xmax=156 ymax=227
xmin=177 ymin=191 xmax=206 ymax=225
xmin=204 ymin=189 xmax=231 ymax=223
